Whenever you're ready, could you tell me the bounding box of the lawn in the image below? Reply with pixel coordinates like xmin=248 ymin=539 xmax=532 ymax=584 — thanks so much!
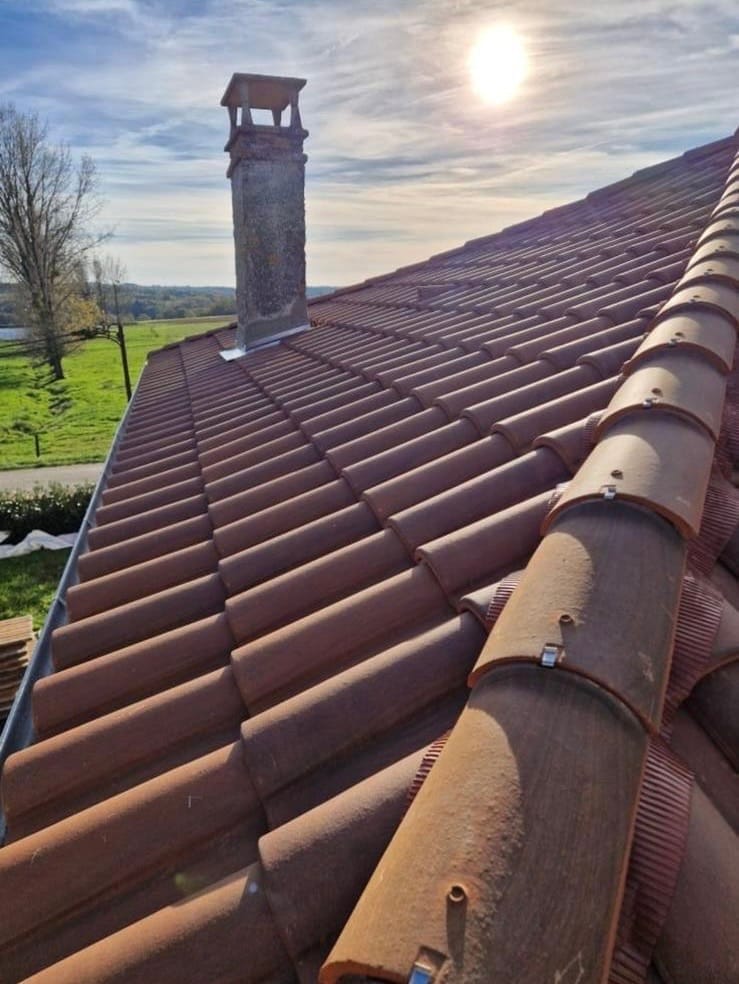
xmin=0 ymin=316 xmax=233 ymax=469
xmin=0 ymin=549 xmax=70 ymax=632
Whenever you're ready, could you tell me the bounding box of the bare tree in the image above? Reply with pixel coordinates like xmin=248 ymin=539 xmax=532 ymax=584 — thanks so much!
xmin=87 ymin=254 xmax=133 ymax=399
xmin=0 ymin=104 xmax=105 ymax=379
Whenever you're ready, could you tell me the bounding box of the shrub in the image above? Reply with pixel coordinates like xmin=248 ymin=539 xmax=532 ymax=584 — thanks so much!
xmin=0 ymin=482 xmax=94 ymax=544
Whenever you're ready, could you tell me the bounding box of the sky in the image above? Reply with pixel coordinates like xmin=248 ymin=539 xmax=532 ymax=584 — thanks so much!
xmin=0 ymin=0 xmax=737 ymax=287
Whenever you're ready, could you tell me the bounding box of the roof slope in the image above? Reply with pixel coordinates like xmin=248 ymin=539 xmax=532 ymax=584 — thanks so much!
xmin=0 ymin=134 xmax=738 ymax=984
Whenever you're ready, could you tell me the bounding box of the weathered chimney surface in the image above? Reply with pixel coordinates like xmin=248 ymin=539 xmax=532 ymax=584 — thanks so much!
xmin=221 ymin=73 xmax=309 ymax=351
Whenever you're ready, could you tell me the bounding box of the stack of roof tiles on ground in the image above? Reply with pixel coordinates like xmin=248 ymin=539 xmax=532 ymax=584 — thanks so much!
xmin=0 ymin=617 xmax=34 ymax=726
xmin=0 ymin=134 xmax=737 ymax=983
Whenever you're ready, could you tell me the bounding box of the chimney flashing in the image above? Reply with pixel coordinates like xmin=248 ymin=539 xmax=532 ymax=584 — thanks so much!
xmin=219 ymin=321 xmax=310 ymax=361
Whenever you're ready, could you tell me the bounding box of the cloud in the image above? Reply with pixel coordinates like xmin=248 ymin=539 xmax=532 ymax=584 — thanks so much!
xmin=1 ymin=0 xmax=736 ymax=285
xmin=49 ymin=0 xmax=141 ymax=14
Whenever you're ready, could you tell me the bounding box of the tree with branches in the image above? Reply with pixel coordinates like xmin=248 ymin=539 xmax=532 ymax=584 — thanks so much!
xmin=0 ymin=104 xmax=105 ymax=379
xmin=85 ymin=254 xmax=133 ymax=399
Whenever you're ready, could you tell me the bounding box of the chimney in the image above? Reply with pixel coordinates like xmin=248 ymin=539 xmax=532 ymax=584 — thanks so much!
xmin=221 ymin=73 xmax=309 ymax=352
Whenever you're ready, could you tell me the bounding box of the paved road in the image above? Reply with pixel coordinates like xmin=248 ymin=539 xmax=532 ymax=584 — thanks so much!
xmin=0 ymin=463 xmax=103 ymax=491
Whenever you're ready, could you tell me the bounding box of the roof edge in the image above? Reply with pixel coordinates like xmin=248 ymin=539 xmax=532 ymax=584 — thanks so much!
xmin=0 ymin=375 xmax=145 ymax=844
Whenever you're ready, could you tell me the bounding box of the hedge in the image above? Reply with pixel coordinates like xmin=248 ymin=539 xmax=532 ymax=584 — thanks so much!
xmin=0 ymin=483 xmax=94 ymax=544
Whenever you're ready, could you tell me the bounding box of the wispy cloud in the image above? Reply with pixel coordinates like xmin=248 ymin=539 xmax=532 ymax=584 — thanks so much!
xmin=1 ymin=0 xmax=736 ymax=285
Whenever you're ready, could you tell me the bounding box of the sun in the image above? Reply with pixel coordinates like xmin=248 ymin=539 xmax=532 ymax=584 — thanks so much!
xmin=469 ymin=26 xmax=528 ymax=105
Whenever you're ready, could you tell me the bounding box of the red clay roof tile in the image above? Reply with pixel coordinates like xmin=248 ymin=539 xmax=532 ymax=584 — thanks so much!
xmin=598 ymin=350 xmax=727 ymax=441
xmin=31 ymin=612 xmax=235 ymax=737
xmin=388 ymin=446 xmax=568 ymax=553
xmin=362 ymin=428 xmax=511 ymax=521
xmin=491 ymin=376 xmax=620 ymax=454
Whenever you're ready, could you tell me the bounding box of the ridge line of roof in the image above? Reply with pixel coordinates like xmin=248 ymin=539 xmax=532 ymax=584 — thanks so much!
xmin=309 ymin=134 xmax=736 ymax=309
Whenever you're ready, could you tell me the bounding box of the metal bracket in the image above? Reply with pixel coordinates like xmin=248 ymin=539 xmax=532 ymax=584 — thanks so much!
xmin=600 ymin=484 xmax=617 ymax=500
xmin=540 ymin=644 xmax=560 ymax=668
xmin=408 ymin=966 xmax=434 ymax=984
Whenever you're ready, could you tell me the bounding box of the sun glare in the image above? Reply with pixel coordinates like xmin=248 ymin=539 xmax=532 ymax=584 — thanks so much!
xmin=469 ymin=26 xmax=528 ymax=105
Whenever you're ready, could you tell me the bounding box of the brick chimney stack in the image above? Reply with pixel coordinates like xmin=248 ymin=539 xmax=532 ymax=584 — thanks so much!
xmin=221 ymin=73 xmax=309 ymax=351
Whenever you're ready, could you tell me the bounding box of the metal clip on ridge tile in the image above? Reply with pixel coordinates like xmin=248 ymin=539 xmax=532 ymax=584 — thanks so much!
xmin=408 ymin=964 xmax=435 ymax=984
xmin=540 ymin=644 xmax=560 ymax=668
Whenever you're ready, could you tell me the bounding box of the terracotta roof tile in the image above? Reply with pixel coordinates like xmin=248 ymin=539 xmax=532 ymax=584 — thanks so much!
xmin=387 ymin=446 xmax=568 ymax=554
xmin=31 ymin=612 xmax=235 ymax=737
xmin=1 ymin=132 xmax=737 ymax=983
xmin=492 ymin=376 xmax=620 ymax=454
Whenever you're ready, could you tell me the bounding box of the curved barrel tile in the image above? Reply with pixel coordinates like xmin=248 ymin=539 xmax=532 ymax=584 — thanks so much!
xmin=596 ymin=350 xmax=727 ymax=442
xmin=545 ymin=412 xmax=716 ymax=539
xmin=470 ymin=500 xmax=685 ymax=728
xmin=322 ymin=668 xmax=647 ymax=984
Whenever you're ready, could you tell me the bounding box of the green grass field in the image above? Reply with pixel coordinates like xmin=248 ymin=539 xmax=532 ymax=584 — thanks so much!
xmin=0 ymin=549 xmax=70 ymax=631
xmin=0 ymin=316 xmax=232 ymax=469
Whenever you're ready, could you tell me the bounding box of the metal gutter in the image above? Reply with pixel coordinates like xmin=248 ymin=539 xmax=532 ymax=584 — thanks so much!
xmin=0 ymin=373 xmax=142 ymax=843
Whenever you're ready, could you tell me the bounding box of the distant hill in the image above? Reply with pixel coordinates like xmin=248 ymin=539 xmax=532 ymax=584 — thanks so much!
xmin=0 ymin=283 xmax=336 ymax=326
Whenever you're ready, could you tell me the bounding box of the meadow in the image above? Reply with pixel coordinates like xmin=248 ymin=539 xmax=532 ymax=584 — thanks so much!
xmin=0 ymin=549 xmax=69 ymax=631
xmin=0 ymin=316 xmax=233 ymax=469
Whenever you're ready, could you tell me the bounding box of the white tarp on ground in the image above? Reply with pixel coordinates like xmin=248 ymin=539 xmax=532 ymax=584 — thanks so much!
xmin=0 ymin=530 xmax=77 ymax=560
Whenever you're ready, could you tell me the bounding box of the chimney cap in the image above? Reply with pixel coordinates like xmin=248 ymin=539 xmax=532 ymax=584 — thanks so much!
xmin=220 ymin=73 xmax=307 ymax=112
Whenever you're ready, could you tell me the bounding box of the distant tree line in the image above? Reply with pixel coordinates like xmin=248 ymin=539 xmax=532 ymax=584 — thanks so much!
xmin=0 ymin=281 xmax=235 ymax=327
xmin=0 ymin=282 xmax=334 ymax=328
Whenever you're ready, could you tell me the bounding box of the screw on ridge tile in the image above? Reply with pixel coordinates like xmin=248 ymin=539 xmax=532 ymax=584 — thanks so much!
xmin=447 ymin=884 xmax=467 ymax=905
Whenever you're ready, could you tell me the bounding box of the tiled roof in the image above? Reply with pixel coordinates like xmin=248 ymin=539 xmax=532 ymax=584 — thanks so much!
xmin=1 ymin=134 xmax=738 ymax=984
